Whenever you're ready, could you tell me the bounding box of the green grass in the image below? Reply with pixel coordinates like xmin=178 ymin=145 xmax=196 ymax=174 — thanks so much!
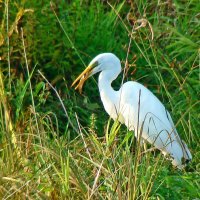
xmin=0 ymin=0 xmax=200 ymax=199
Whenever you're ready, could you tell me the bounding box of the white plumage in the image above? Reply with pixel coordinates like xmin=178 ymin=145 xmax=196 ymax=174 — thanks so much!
xmin=71 ymin=53 xmax=192 ymax=169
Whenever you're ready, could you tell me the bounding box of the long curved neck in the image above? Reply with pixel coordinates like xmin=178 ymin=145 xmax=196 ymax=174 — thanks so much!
xmin=98 ymin=70 xmax=119 ymax=118
xmin=98 ymin=70 xmax=117 ymax=98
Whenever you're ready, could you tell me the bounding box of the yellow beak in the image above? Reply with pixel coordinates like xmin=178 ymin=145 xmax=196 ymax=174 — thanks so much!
xmin=71 ymin=65 xmax=93 ymax=94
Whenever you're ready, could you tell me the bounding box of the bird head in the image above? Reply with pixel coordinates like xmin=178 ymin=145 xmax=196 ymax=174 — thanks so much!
xmin=71 ymin=53 xmax=121 ymax=93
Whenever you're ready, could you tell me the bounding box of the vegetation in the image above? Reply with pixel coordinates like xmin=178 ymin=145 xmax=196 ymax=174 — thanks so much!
xmin=0 ymin=0 xmax=199 ymax=199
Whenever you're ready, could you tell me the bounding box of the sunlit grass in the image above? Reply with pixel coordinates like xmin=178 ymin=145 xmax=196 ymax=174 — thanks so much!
xmin=0 ymin=0 xmax=199 ymax=199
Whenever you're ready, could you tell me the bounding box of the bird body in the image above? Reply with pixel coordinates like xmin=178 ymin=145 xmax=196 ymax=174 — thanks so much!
xmin=72 ymin=53 xmax=192 ymax=169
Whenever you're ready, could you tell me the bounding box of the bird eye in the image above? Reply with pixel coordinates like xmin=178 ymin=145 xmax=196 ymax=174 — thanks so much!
xmin=91 ymin=61 xmax=99 ymax=68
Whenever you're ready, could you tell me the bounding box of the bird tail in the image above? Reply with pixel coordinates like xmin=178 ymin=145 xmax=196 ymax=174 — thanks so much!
xmin=180 ymin=140 xmax=192 ymax=164
xmin=170 ymin=138 xmax=192 ymax=169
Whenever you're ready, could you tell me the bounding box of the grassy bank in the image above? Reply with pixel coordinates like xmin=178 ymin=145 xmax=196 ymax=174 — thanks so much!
xmin=0 ymin=0 xmax=199 ymax=199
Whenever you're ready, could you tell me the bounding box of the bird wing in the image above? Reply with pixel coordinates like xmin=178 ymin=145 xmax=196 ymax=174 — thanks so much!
xmin=117 ymin=81 xmax=190 ymax=168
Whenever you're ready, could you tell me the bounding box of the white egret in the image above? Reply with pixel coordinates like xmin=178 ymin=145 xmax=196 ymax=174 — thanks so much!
xmin=71 ymin=53 xmax=192 ymax=169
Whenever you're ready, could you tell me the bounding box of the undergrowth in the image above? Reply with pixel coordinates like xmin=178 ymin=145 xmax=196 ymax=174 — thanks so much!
xmin=0 ymin=0 xmax=199 ymax=199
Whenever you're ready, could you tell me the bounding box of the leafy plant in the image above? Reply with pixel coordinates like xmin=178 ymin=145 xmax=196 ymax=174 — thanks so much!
xmin=0 ymin=0 xmax=199 ymax=199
